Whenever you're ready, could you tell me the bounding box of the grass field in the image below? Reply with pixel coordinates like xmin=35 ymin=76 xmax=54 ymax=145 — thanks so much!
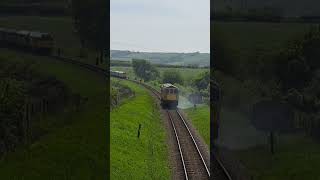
xmin=110 ymin=79 xmax=170 ymax=179
xmin=184 ymin=106 xmax=210 ymax=146
xmin=235 ymin=135 xmax=320 ymax=180
xmin=0 ymin=49 xmax=108 ymax=179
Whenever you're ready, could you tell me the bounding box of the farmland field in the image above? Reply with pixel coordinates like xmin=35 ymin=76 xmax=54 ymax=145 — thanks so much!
xmin=110 ymin=79 xmax=170 ymax=179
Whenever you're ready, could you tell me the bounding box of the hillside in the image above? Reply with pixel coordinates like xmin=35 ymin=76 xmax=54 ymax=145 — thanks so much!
xmin=110 ymin=50 xmax=210 ymax=67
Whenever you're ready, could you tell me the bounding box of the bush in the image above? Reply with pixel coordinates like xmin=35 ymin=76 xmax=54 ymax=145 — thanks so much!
xmin=192 ymin=71 xmax=209 ymax=91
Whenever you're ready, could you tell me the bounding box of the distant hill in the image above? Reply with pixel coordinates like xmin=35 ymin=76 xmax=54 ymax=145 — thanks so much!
xmin=110 ymin=50 xmax=210 ymax=67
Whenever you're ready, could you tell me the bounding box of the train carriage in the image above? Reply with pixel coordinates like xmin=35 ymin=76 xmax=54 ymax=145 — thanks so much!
xmin=110 ymin=70 xmax=127 ymax=79
xmin=160 ymin=83 xmax=179 ymax=108
xmin=0 ymin=27 xmax=54 ymax=53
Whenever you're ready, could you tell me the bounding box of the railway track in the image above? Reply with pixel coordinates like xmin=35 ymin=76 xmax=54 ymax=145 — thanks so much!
xmin=142 ymin=83 xmax=210 ymax=179
xmin=45 ymin=54 xmax=232 ymax=180
xmin=139 ymin=81 xmax=233 ymax=180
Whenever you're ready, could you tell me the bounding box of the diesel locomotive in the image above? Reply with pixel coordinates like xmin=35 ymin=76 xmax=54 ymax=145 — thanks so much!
xmin=160 ymin=83 xmax=179 ymax=108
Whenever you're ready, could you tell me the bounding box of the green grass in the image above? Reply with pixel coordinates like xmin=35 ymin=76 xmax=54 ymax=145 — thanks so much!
xmin=110 ymin=79 xmax=170 ymax=179
xmin=184 ymin=106 xmax=210 ymax=146
xmin=0 ymin=49 xmax=107 ymax=179
xmin=235 ymin=136 xmax=320 ymax=180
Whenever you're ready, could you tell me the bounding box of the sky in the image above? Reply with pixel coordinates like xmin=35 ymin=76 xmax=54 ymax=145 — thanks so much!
xmin=110 ymin=0 xmax=210 ymax=53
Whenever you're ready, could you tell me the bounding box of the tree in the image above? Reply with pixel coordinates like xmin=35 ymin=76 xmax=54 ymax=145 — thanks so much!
xmin=162 ymin=70 xmax=183 ymax=85
xmin=192 ymin=71 xmax=210 ymax=90
xmin=132 ymin=59 xmax=159 ymax=81
xmin=71 ymin=0 xmax=108 ymax=63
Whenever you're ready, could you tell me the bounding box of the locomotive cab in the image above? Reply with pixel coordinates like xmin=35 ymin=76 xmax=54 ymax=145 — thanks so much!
xmin=160 ymin=83 xmax=179 ymax=108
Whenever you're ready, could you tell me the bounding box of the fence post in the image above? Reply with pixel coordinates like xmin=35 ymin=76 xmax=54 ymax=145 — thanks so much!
xmin=137 ymin=124 xmax=142 ymax=138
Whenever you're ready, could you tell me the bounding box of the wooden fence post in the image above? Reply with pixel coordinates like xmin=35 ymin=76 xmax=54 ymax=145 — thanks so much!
xmin=137 ymin=124 xmax=142 ymax=138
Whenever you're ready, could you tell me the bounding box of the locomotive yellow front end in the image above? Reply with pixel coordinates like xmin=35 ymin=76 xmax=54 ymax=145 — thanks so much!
xmin=30 ymin=32 xmax=54 ymax=53
xmin=160 ymin=83 xmax=179 ymax=108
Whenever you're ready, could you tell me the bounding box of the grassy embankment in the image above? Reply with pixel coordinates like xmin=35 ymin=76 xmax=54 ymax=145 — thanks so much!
xmin=184 ymin=106 xmax=210 ymax=146
xmin=0 ymin=49 xmax=107 ymax=179
xmin=110 ymin=79 xmax=170 ymax=179
xmin=213 ymin=22 xmax=320 ymax=179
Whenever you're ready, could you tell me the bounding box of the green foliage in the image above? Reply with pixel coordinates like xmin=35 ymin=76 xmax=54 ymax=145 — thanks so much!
xmin=132 ymin=59 xmax=159 ymax=81
xmin=110 ymin=79 xmax=135 ymax=108
xmin=162 ymin=69 xmax=183 ymax=85
xmin=192 ymin=71 xmax=209 ymax=91
xmin=0 ymin=78 xmax=25 ymax=154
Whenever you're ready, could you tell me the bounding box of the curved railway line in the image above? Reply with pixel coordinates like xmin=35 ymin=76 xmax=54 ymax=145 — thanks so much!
xmin=16 ymin=52 xmax=232 ymax=180
xmin=140 ymin=81 xmax=232 ymax=180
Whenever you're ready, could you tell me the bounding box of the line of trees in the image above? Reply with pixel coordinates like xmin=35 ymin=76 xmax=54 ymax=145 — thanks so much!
xmin=132 ymin=59 xmax=159 ymax=81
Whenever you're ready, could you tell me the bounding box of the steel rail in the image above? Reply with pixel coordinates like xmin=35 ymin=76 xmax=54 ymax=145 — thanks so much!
xmin=176 ymin=110 xmax=211 ymax=177
xmin=167 ymin=111 xmax=189 ymax=180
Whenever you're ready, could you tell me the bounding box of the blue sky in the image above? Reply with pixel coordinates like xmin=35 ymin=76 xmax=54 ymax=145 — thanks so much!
xmin=111 ymin=0 xmax=210 ymax=53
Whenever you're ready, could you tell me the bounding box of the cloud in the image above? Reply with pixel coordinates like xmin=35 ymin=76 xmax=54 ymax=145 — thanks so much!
xmin=111 ymin=0 xmax=210 ymax=53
